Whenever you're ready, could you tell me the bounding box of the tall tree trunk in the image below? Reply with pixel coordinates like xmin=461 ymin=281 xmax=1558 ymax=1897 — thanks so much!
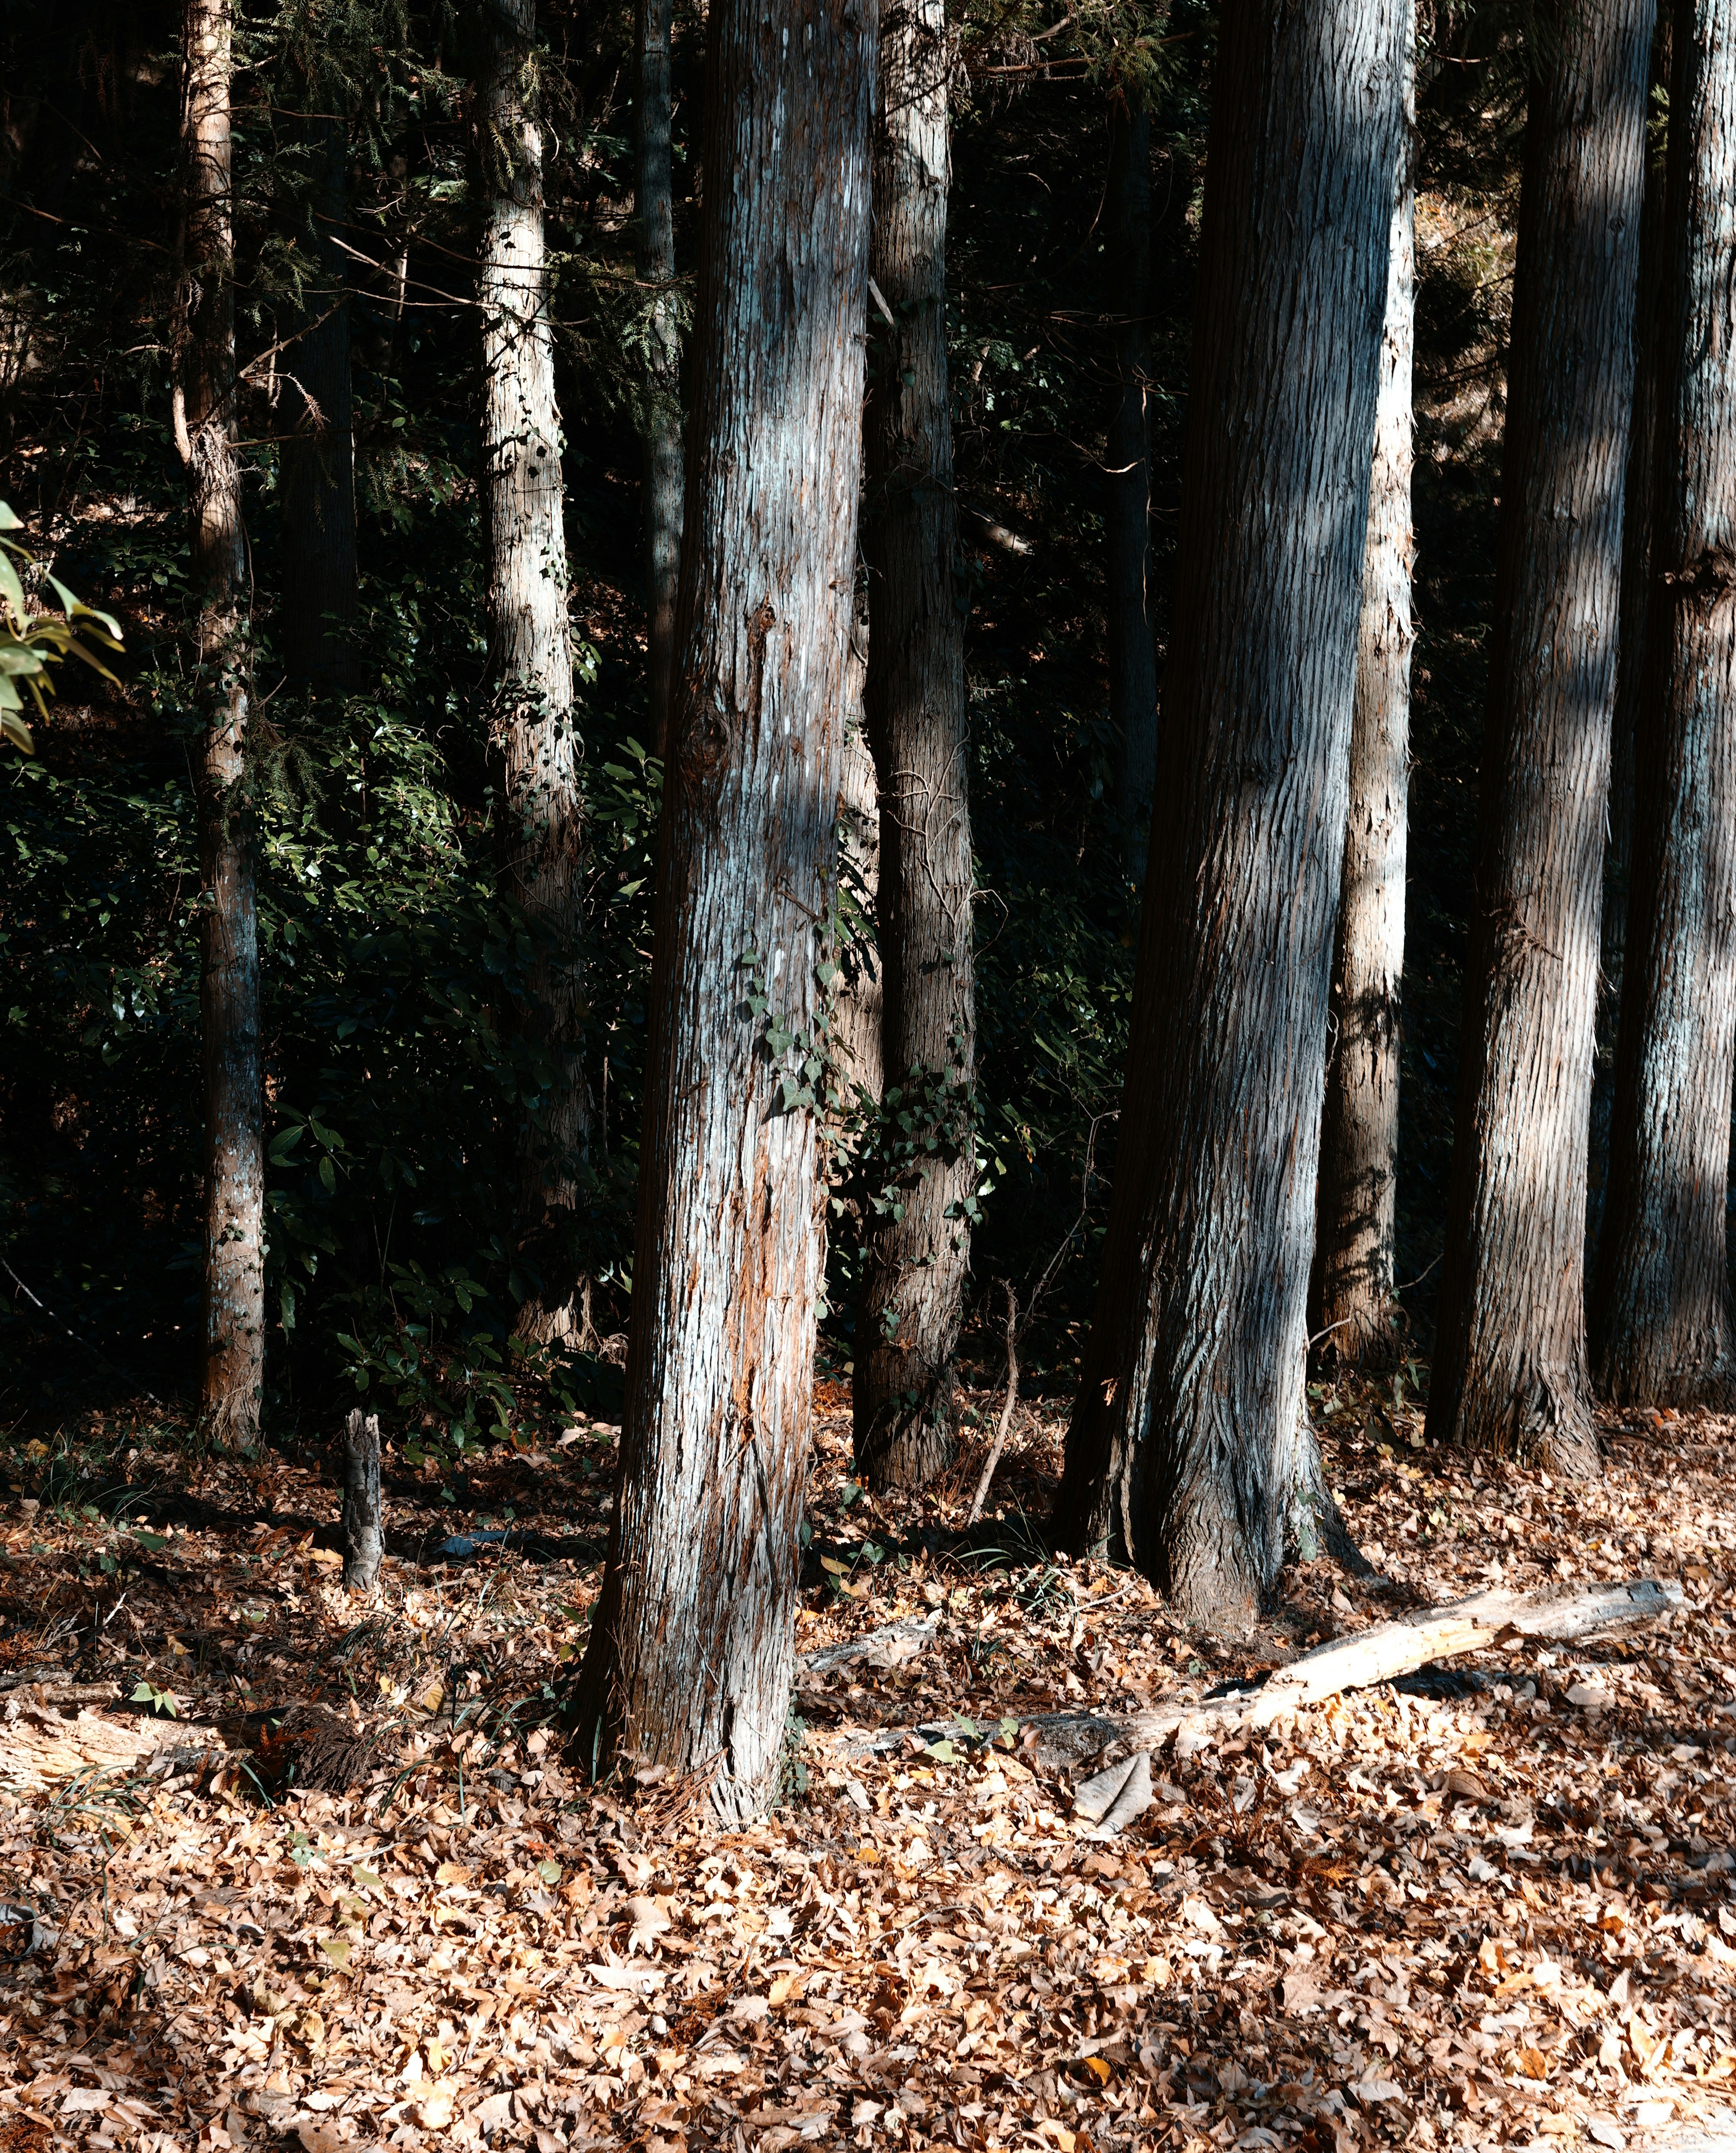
xmin=1056 ymin=0 xmax=1407 ymax=1629
xmin=1424 ymin=0 xmax=1654 ymax=1472
xmin=637 ymin=0 xmax=684 ymax=761
xmin=568 ymin=0 xmax=874 ymax=1820
xmin=180 ymin=0 xmax=264 ymax=1445
xmin=477 ymin=0 xmax=590 ymax=1346
xmin=1591 ymin=0 xmax=1736 ymax=1407
xmin=1590 ymin=18 xmax=1672 ymax=1248
xmin=1104 ymin=94 xmax=1158 ymax=881
xmin=833 ymin=614 xmax=883 ymax=1107
xmin=852 ymin=0 xmax=975 ymax=1492
xmin=1310 ymin=9 xmax=1415 ymax=1369
xmin=280 ymin=111 xmax=359 ymax=692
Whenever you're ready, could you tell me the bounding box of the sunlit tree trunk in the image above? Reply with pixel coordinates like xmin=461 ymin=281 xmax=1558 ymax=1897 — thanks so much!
xmin=637 ymin=0 xmax=683 ymax=759
xmin=832 ymin=615 xmax=883 ymax=1107
xmin=1057 ymin=0 xmax=1407 ymax=1628
xmin=1425 ymin=0 xmax=1654 ymax=1473
xmin=1591 ymin=18 xmax=1671 ymax=1244
xmin=1104 ymin=94 xmax=1158 ymax=880
xmin=1592 ymin=0 xmax=1736 ymax=1407
xmin=569 ymin=0 xmax=874 ymax=1820
xmin=180 ymin=0 xmax=264 ymax=1444
xmin=1311 ymin=10 xmax=1415 ymax=1369
xmin=280 ymin=111 xmax=359 ymax=692
xmin=477 ymin=0 xmax=591 ymax=1345
xmin=853 ymin=0 xmax=974 ymax=1491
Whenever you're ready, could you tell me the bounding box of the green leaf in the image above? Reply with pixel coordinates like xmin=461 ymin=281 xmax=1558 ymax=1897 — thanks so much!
xmin=134 ymin=1530 xmax=169 ymax=1552
xmin=536 ymin=1857 xmax=561 ymax=1884
xmin=319 ymin=1934 xmax=351 ymax=1968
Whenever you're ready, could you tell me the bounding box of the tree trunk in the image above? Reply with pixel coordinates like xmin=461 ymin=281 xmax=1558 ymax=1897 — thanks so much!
xmin=477 ymin=0 xmax=591 ymax=1346
xmin=832 ymin=614 xmax=883 ymax=1107
xmin=181 ymin=0 xmax=264 ymax=1445
xmin=1425 ymin=0 xmax=1654 ymax=1472
xmin=280 ymin=110 xmax=359 ymax=694
xmin=1310 ymin=11 xmax=1415 ymax=1370
xmin=637 ymin=0 xmax=683 ymax=761
xmin=568 ymin=0 xmax=873 ymax=1821
xmin=1056 ymin=0 xmax=1407 ymax=1630
xmin=339 ymin=1408 xmax=383 ymax=1589
xmin=1590 ymin=18 xmax=1672 ymax=1250
xmin=1103 ymin=95 xmax=1158 ymax=882
xmin=853 ymin=0 xmax=975 ymax=1493
xmin=1591 ymin=0 xmax=1736 ymax=1408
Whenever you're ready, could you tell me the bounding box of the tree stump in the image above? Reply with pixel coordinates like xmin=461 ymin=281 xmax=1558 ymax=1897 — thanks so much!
xmin=340 ymin=1409 xmax=383 ymax=1589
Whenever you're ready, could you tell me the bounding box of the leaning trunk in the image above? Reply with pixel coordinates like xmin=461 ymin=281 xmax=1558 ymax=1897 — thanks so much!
xmin=1103 ymin=94 xmax=1158 ymax=881
xmin=1590 ymin=17 xmax=1671 ymax=1247
xmin=637 ymin=0 xmax=684 ymax=761
xmin=279 ymin=111 xmax=359 ymax=692
xmin=181 ymin=0 xmax=264 ymax=1444
xmin=1310 ymin=9 xmax=1415 ymax=1369
xmin=477 ymin=0 xmax=591 ymax=1344
xmin=568 ymin=0 xmax=873 ymax=1820
xmin=1591 ymin=0 xmax=1736 ymax=1407
xmin=853 ymin=0 xmax=975 ymax=1492
xmin=1057 ymin=0 xmax=1407 ymax=1629
xmin=1425 ymin=0 xmax=1653 ymax=1471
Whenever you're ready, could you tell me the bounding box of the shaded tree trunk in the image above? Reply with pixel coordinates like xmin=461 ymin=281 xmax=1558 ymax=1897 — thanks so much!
xmin=179 ymin=0 xmax=264 ymax=1445
xmin=280 ymin=111 xmax=359 ymax=693
xmin=1104 ymin=95 xmax=1158 ymax=881
xmin=1311 ymin=9 xmax=1415 ymax=1369
xmin=568 ymin=0 xmax=874 ymax=1820
xmin=1425 ymin=0 xmax=1654 ymax=1472
xmin=637 ymin=0 xmax=684 ymax=761
xmin=1590 ymin=17 xmax=1672 ymax=1247
xmin=853 ymin=0 xmax=975 ymax=1492
xmin=477 ymin=0 xmax=591 ymax=1345
xmin=1591 ymin=0 xmax=1736 ymax=1407
xmin=1057 ymin=0 xmax=1407 ymax=1629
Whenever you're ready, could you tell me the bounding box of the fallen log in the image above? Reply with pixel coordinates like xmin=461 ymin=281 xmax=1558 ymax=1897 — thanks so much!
xmin=835 ymin=1577 xmax=1680 ymax=1818
xmin=800 ymin=1613 xmax=939 ymax=1675
xmin=0 ymin=1682 xmax=222 ymax=1797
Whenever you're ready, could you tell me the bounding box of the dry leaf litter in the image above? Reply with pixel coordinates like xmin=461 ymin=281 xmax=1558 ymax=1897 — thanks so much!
xmin=0 ymin=1377 xmax=1731 ymax=2153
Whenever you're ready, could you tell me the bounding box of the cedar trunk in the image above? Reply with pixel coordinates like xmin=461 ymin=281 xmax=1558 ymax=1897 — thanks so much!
xmin=1311 ymin=11 xmax=1415 ymax=1369
xmin=1425 ymin=0 xmax=1654 ymax=1471
xmin=833 ymin=617 xmax=884 ymax=1107
xmin=279 ymin=112 xmax=359 ymax=692
xmin=1591 ymin=19 xmax=1671 ymax=1243
xmin=478 ymin=0 xmax=591 ymax=1344
xmin=1104 ymin=96 xmax=1159 ymax=880
xmin=853 ymin=0 xmax=974 ymax=1491
xmin=637 ymin=0 xmax=684 ymax=761
xmin=1057 ymin=0 xmax=1406 ymax=1628
xmin=182 ymin=0 xmax=264 ymax=1445
xmin=569 ymin=0 xmax=873 ymax=1820
xmin=1591 ymin=0 xmax=1736 ymax=1407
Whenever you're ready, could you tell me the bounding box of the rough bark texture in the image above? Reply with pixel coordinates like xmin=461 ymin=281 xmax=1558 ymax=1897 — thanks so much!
xmin=853 ymin=0 xmax=975 ymax=1492
xmin=1592 ymin=0 xmax=1736 ymax=1407
xmin=637 ymin=0 xmax=684 ymax=762
xmin=478 ymin=0 xmax=591 ymax=1346
xmin=340 ymin=1408 xmax=383 ymax=1589
xmin=568 ymin=0 xmax=874 ymax=1822
xmin=1311 ymin=18 xmax=1415 ymax=1370
xmin=182 ymin=0 xmax=264 ymax=1446
xmin=1425 ymin=0 xmax=1654 ymax=1472
xmin=833 ymin=615 xmax=884 ymax=1107
xmin=1104 ymin=96 xmax=1159 ymax=881
xmin=1591 ymin=23 xmax=1672 ymax=1242
xmin=1056 ymin=0 xmax=1407 ymax=1631
xmin=279 ymin=112 xmax=359 ymax=692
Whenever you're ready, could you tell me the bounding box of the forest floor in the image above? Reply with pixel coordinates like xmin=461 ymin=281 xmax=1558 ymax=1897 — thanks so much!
xmin=1 ymin=1374 xmax=1734 ymax=2153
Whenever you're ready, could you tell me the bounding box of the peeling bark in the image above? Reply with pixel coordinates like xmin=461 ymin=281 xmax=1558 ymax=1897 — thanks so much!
xmin=182 ymin=0 xmax=264 ymax=1446
xmin=1312 ymin=13 xmax=1415 ymax=1370
xmin=1592 ymin=0 xmax=1736 ymax=1407
xmin=853 ymin=0 xmax=975 ymax=1492
xmin=477 ymin=0 xmax=592 ymax=1346
xmin=1057 ymin=0 xmax=1408 ymax=1631
xmin=569 ymin=0 xmax=874 ymax=1822
xmin=1427 ymin=0 xmax=1654 ymax=1472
